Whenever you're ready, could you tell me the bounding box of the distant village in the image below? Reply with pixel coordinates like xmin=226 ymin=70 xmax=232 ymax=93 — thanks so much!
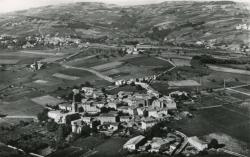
xmin=1 ymin=33 xmax=250 ymax=55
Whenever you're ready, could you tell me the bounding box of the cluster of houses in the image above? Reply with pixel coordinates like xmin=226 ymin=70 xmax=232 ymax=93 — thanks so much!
xmin=47 ymin=80 xmax=177 ymax=136
xmin=123 ymin=134 xmax=208 ymax=156
xmin=235 ymin=24 xmax=250 ymax=31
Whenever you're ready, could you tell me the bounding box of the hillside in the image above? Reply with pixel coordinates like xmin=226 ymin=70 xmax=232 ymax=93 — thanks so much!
xmin=0 ymin=1 xmax=250 ymax=49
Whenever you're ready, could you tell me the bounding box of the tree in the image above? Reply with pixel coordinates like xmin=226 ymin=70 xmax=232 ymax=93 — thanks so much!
xmin=47 ymin=121 xmax=58 ymax=132
xmin=37 ymin=109 xmax=49 ymax=122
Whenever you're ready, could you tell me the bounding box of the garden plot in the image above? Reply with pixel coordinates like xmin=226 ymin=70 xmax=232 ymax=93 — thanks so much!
xmin=53 ymin=73 xmax=80 ymax=80
xmin=31 ymin=95 xmax=63 ymax=107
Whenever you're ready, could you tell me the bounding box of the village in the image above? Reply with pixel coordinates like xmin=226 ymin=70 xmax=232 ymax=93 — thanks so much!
xmin=42 ymin=74 xmax=217 ymax=157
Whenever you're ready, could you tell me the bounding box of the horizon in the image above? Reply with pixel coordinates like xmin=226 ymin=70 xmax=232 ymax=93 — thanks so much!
xmin=0 ymin=0 xmax=249 ymax=14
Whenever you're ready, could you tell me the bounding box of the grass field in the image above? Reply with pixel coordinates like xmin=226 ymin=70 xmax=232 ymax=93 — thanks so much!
xmin=0 ymin=98 xmax=44 ymax=116
xmin=31 ymin=95 xmax=63 ymax=107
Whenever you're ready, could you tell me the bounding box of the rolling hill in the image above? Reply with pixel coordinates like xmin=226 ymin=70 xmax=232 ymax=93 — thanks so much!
xmin=0 ymin=1 xmax=249 ymax=48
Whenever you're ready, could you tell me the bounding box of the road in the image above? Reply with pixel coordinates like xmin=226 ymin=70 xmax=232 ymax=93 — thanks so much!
xmin=61 ymin=64 xmax=115 ymax=83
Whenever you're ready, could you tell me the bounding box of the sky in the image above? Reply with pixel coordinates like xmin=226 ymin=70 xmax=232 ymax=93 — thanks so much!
xmin=0 ymin=0 xmax=249 ymax=13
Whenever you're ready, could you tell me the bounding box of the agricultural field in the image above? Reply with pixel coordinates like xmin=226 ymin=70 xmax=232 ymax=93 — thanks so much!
xmin=50 ymin=136 xmax=128 ymax=157
xmin=91 ymin=61 xmax=124 ymax=71
xmin=168 ymin=80 xmax=201 ymax=87
xmin=125 ymin=56 xmax=172 ymax=67
xmin=170 ymin=92 xmax=250 ymax=155
xmin=0 ymin=98 xmax=44 ymax=116
xmin=172 ymin=58 xmax=191 ymax=66
xmin=31 ymin=95 xmax=63 ymax=107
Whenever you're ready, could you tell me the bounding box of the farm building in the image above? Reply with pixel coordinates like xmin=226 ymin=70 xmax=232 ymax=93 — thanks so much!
xmin=188 ymin=136 xmax=208 ymax=151
xmin=123 ymin=135 xmax=146 ymax=150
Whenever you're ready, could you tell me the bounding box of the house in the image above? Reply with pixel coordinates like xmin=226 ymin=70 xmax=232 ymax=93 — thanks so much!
xmin=149 ymin=137 xmax=174 ymax=152
xmin=148 ymin=107 xmax=168 ymax=118
xmin=81 ymin=87 xmax=94 ymax=96
xmin=58 ymin=103 xmax=72 ymax=111
xmin=97 ymin=113 xmax=118 ymax=124
xmin=120 ymin=116 xmax=131 ymax=122
xmin=115 ymin=80 xmax=126 ymax=86
xmin=48 ymin=111 xmax=80 ymax=124
xmin=128 ymin=106 xmax=138 ymax=115
xmin=141 ymin=117 xmax=157 ymax=130
xmin=82 ymin=102 xmax=100 ymax=114
xmin=108 ymin=122 xmax=119 ymax=131
xmin=188 ymin=136 xmax=208 ymax=151
xmin=93 ymin=101 xmax=106 ymax=108
xmin=107 ymin=100 xmax=119 ymax=109
xmin=71 ymin=118 xmax=88 ymax=134
xmin=152 ymin=96 xmax=177 ymax=110
xmin=118 ymin=91 xmax=133 ymax=99
xmin=117 ymin=106 xmax=130 ymax=114
xmin=123 ymin=135 xmax=146 ymax=150
xmin=137 ymin=107 xmax=148 ymax=116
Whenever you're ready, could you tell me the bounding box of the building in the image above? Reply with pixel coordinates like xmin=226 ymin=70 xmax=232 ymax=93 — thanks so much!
xmin=107 ymin=101 xmax=119 ymax=109
xmin=123 ymin=135 xmax=146 ymax=150
xmin=188 ymin=136 xmax=208 ymax=151
xmin=71 ymin=118 xmax=88 ymax=134
xmin=58 ymin=103 xmax=72 ymax=111
xmin=117 ymin=106 xmax=130 ymax=114
xmin=82 ymin=102 xmax=100 ymax=114
xmin=137 ymin=107 xmax=148 ymax=116
xmin=97 ymin=113 xmax=118 ymax=124
xmin=81 ymin=87 xmax=94 ymax=96
xmin=120 ymin=116 xmax=131 ymax=122
xmin=108 ymin=122 xmax=120 ymax=131
xmin=152 ymin=96 xmax=177 ymax=110
xmin=48 ymin=111 xmax=80 ymax=124
xmin=141 ymin=117 xmax=157 ymax=130
xmin=149 ymin=137 xmax=174 ymax=152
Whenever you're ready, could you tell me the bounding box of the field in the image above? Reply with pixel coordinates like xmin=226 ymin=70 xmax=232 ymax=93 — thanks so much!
xmin=125 ymin=56 xmax=173 ymax=67
xmin=0 ymin=59 xmax=19 ymax=64
xmin=0 ymin=98 xmax=44 ymax=116
xmin=31 ymin=95 xmax=63 ymax=107
xmin=53 ymin=73 xmax=80 ymax=80
xmin=208 ymin=65 xmax=250 ymax=75
xmin=170 ymin=92 xmax=250 ymax=155
xmin=50 ymin=136 xmax=128 ymax=157
xmin=91 ymin=61 xmax=124 ymax=71
xmin=168 ymin=80 xmax=201 ymax=87
xmin=172 ymin=58 xmax=191 ymax=66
